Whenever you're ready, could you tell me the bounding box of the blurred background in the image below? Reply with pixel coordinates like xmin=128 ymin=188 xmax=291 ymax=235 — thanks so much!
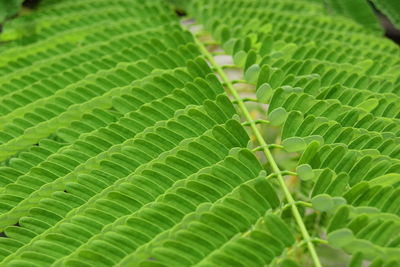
xmin=1 ymin=0 xmax=400 ymax=45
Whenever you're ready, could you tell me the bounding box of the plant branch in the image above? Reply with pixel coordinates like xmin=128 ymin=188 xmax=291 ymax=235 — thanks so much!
xmin=195 ymin=38 xmax=323 ymax=267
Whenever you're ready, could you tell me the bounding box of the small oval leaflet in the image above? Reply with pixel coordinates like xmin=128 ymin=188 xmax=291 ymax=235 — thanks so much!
xmin=332 ymin=197 xmax=347 ymax=207
xmin=269 ymin=107 xmax=287 ymax=126
xmin=304 ymin=135 xmax=324 ymax=146
xmin=233 ymin=50 xmax=247 ymax=66
xmin=222 ymin=38 xmax=237 ymax=54
xmin=298 ymin=140 xmax=320 ymax=165
xmin=244 ymin=50 xmax=258 ymax=70
xmin=311 ymin=193 xmax=334 ymax=212
xmin=368 ymin=173 xmax=400 ymax=187
xmin=256 ymin=83 xmax=273 ymax=103
xmin=328 ymin=228 xmax=355 ymax=249
xmin=296 ymin=164 xmax=314 ymax=181
xmin=244 ymin=64 xmax=260 ymax=83
xmin=356 ymin=98 xmax=379 ymax=113
xmin=282 ymin=137 xmax=307 ymax=152
xmin=220 ymin=26 xmax=231 ymax=43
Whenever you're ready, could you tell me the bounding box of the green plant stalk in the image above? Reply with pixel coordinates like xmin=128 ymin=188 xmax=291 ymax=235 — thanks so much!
xmin=195 ymin=38 xmax=323 ymax=267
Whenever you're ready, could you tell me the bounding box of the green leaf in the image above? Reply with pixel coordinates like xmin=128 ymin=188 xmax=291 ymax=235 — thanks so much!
xmin=303 ymin=135 xmax=324 ymax=146
xmin=328 ymin=229 xmax=355 ymax=249
xmin=356 ymin=98 xmax=379 ymax=113
xmin=233 ymin=50 xmax=247 ymax=66
xmin=222 ymin=38 xmax=238 ymax=54
xmin=256 ymin=83 xmax=273 ymax=103
xmin=298 ymin=141 xmax=320 ymax=165
xmin=244 ymin=50 xmax=258 ymax=70
xmin=220 ymin=26 xmax=231 ymax=43
xmin=296 ymin=164 xmax=314 ymax=181
xmin=259 ymin=35 xmax=274 ymax=56
xmin=244 ymin=64 xmax=260 ymax=84
xmin=282 ymin=137 xmax=307 ymax=153
xmin=312 ymin=194 xmax=334 ymax=212
xmin=264 ymin=214 xmax=295 ymax=247
xmin=268 ymin=107 xmax=287 ymax=126
xmin=332 ymin=196 xmax=347 ymax=207
xmin=368 ymin=173 xmax=400 ymax=187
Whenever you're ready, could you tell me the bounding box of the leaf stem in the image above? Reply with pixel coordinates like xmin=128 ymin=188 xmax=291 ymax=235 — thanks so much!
xmin=252 ymin=144 xmax=283 ymax=151
xmin=281 ymin=200 xmax=313 ymax=211
xmin=296 ymin=237 xmax=328 ymax=248
xmin=195 ymin=38 xmax=323 ymax=267
xmin=232 ymin=97 xmax=258 ymax=103
xmin=242 ymin=119 xmax=270 ymax=126
xmin=221 ymin=64 xmax=239 ymax=69
xmin=222 ymin=79 xmax=247 ymax=85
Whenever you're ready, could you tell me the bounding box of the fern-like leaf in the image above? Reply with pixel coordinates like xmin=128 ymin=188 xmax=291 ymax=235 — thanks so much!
xmin=0 ymin=0 xmax=399 ymax=266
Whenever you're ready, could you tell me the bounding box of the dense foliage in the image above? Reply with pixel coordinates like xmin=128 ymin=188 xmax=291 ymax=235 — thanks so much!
xmin=0 ymin=0 xmax=399 ymax=266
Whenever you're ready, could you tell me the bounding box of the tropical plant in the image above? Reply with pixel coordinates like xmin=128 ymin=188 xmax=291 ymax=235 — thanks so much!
xmin=0 ymin=0 xmax=399 ymax=266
